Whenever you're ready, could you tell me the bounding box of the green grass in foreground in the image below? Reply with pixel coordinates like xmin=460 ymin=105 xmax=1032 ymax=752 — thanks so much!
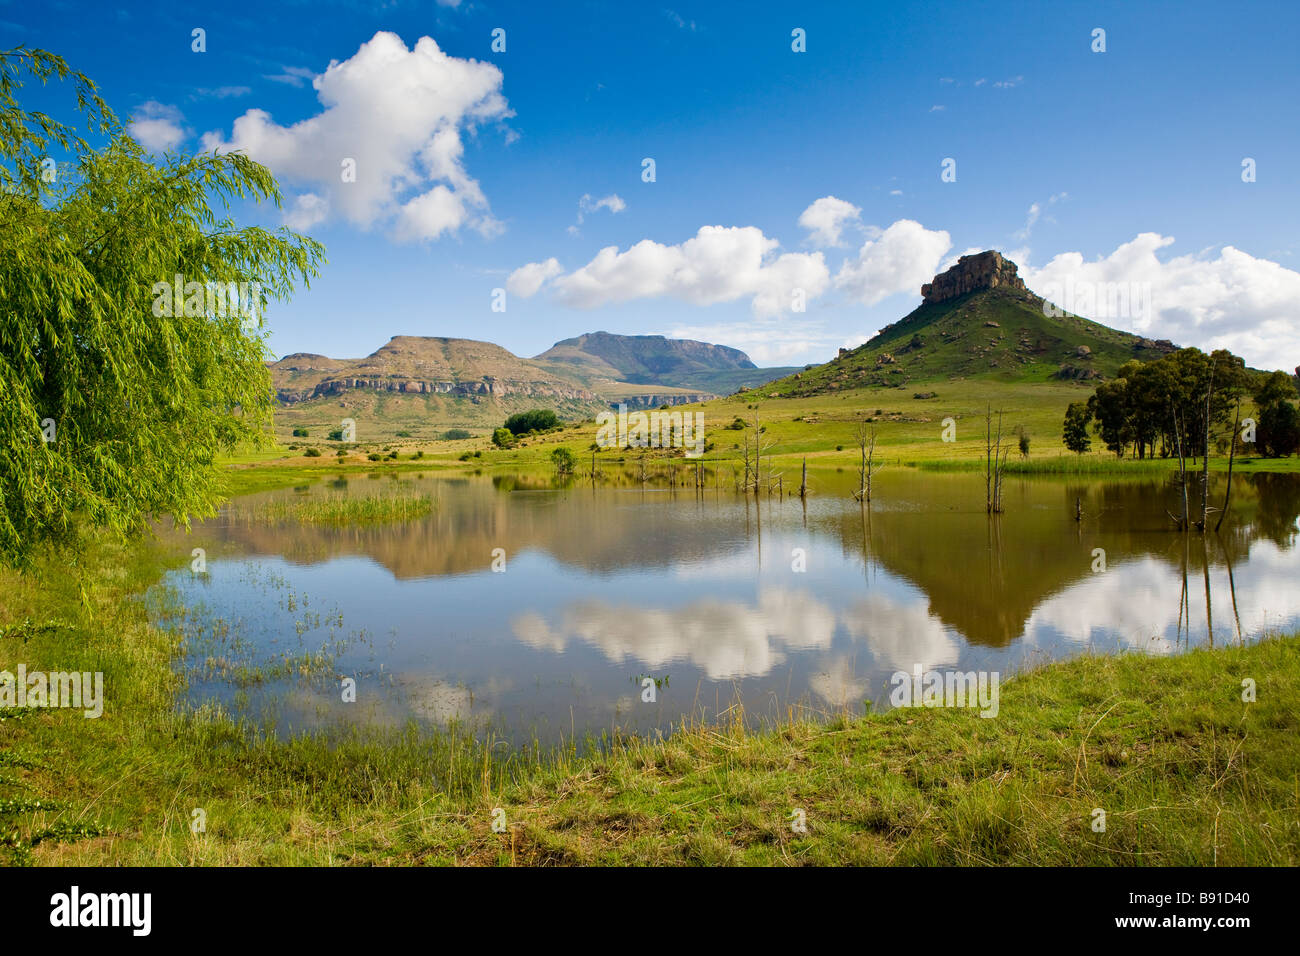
xmin=1 ymin=532 xmax=1297 ymax=866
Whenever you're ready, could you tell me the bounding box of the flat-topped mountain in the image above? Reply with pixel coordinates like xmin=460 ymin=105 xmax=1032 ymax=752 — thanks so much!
xmin=774 ymin=251 xmax=1177 ymax=396
xmin=267 ymin=332 xmax=797 ymax=434
xmin=271 ymin=336 xmax=598 ymax=406
xmin=922 ymin=250 xmax=1026 ymax=304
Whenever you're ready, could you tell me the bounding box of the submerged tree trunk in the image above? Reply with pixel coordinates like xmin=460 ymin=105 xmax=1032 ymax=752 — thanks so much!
xmin=1215 ymin=399 xmax=1241 ymax=533
xmin=1198 ymin=358 xmax=1216 ymax=530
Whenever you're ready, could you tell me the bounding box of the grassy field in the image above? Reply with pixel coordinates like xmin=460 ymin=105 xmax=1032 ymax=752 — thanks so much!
xmin=247 ymin=376 xmax=1300 ymax=480
xmin=1 ymin=526 xmax=1296 ymax=866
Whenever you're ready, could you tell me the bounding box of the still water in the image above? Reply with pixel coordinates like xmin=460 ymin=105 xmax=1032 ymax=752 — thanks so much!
xmin=151 ymin=468 xmax=1300 ymax=744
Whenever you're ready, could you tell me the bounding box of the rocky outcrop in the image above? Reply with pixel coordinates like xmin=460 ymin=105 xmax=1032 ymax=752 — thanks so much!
xmin=1054 ymin=364 xmax=1101 ymax=381
xmin=276 ymin=376 xmax=598 ymax=405
xmin=921 ymin=251 xmax=1026 ymax=304
xmin=616 ymin=392 xmax=715 ymax=410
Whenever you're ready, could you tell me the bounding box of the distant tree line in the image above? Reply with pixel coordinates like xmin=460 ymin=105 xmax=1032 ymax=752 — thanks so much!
xmin=1062 ymin=348 xmax=1299 ymax=459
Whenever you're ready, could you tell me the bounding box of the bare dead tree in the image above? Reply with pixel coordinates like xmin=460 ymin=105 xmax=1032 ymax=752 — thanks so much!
xmin=1215 ymin=398 xmax=1242 ymax=533
xmin=1197 ymin=355 xmax=1218 ymax=531
xmin=852 ymin=418 xmax=880 ymax=503
xmin=1169 ymin=406 xmax=1190 ymax=531
xmin=984 ymin=406 xmax=1011 ymax=513
xmin=749 ymin=410 xmax=779 ymax=496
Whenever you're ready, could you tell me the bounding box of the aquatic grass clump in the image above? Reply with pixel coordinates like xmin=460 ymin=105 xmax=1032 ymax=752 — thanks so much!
xmin=914 ymin=455 xmax=1183 ymax=476
xmin=235 ymin=492 xmax=435 ymax=526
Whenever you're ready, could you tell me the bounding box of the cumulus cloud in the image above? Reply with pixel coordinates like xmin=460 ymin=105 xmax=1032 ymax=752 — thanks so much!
xmin=129 ymin=101 xmax=185 ymax=152
xmin=1021 ymin=235 xmax=1300 ymax=370
xmin=202 ymin=31 xmax=511 ymax=242
xmin=506 ymin=257 xmax=563 ymax=297
xmin=798 ymin=195 xmax=862 ymax=247
xmin=511 ymin=590 xmax=835 ymax=680
xmin=835 ymin=219 xmax=952 ymax=306
xmin=285 ymin=192 xmax=329 ymax=231
xmin=840 ymin=592 xmax=960 ymax=672
xmin=512 ymin=224 xmax=829 ymax=317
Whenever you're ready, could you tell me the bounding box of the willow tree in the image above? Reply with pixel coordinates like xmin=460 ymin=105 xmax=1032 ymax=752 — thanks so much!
xmin=0 ymin=48 xmax=325 ymax=565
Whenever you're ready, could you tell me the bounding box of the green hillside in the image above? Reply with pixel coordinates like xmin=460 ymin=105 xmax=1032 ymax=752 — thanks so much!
xmin=774 ymin=286 xmax=1174 ymax=397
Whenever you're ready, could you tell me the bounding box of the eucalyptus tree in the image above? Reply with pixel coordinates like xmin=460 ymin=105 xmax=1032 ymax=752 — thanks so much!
xmin=0 ymin=47 xmax=325 ymax=565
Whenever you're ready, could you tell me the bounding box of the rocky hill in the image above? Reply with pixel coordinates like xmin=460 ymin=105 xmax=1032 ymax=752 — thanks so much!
xmin=773 ymin=251 xmax=1177 ymax=397
xmin=534 ymin=331 xmax=799 ymax=394
xmin=272 ymin=336 xmax=599 ymax=406
xmin=267 ymin=332 xmax=796 ymax=435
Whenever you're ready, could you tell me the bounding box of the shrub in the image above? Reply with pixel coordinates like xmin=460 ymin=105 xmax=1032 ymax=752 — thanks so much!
xmin=303 ymin=447 xmax=321 ymax=457
xmin=412 ymin=450 xmax=424 ymax=459
xmin=492 ymin=427 xmax=515 ymax=448
xmin=442 ymin=428 xmax=472 ymax=440
xmin=292 ymin=427 xmax=308 ymax=437
xmin=328 ymin=428 xmax=344 ymax=441
xmin=367 ymin=453 xmax=382 ymax=462
xmin=503 ymin=409 xmax=559 ymax=435
xmin=551 ymin=446 xmax=577 ymax=475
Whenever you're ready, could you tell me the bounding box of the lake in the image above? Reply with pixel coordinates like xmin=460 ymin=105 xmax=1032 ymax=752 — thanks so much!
xmin=151 ymin=467 xmax=1300 ymax=745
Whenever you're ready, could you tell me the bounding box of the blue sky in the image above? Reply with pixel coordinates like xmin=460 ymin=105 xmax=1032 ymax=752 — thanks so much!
xmin=6 ymin=0 xmax=1299 ymax=369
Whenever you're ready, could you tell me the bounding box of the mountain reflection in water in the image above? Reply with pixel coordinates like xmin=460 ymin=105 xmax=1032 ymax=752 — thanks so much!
xmin=152 ymin=468 xmax=1300 ymax=743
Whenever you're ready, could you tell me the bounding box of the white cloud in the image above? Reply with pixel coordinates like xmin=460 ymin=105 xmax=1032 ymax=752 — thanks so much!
xmin=929 ymin=104 xmax=946 ymax=112
xmin=994 ymin=75 xmax=1024 ymax=88
xmin=1022 ymin=234 xmax=1300 ymax=370
xmin=516 ymin=225 xmax=829 ymax=317
xmin=841 ymin=592 xmax=960 ymax=672
xmin=664 ymin=9 xmax=697 ymax=30
xmin=285 ymin=192 xmax=329 ymax=231
xmin=129 ymin=101 xmax=185 ymax=152
xmin=263 ymin=65 xmax=316 ymax=87
xmin=506 ymin=257 xmax=563 ymax=297
xmin=1015 ymin=203 xmax=1041 ymax=241
xmin=798 ymin=195 xmax=862 ymax=247
xmin=512 ymin=590 xmax=835 ymax=681
xmin=203 ymin=32 xmax=511 ymax=242
xmin=835 ymin=219 xmax=953 ymax=306
xmin=193 ymin=86 xmax=251 ymax=99
xmin=940 ymin=245 xmax=987 ymax=271
xmin=568 ymin=192 xmax=626 ymax=234
xmin=1014 ymin=192 xmax=1066 ymax=241
xmin=667 ymin=318 xmax=833 ymax=364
